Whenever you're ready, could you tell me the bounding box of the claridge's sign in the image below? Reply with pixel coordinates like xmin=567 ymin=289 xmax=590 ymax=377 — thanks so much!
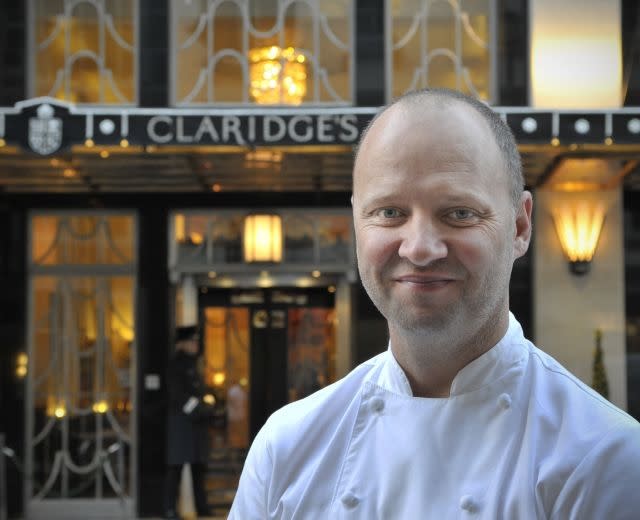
xmin=0 ymin=98 xmax=377 ymax=155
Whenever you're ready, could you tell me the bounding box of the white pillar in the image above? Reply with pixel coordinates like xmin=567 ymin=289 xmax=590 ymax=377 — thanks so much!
xmin=533 ymin=187 xmax=627 ymax=410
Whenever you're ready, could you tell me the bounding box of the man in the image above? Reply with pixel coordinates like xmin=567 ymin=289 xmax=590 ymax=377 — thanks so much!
xmin=164 ymin=325 xmax=216 ymax=519
xmin=229 ymin=89 xmax=640 ymax=518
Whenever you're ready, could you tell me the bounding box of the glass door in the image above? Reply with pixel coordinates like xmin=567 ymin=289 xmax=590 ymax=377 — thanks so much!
xmin=26 ymin=213 xmax=137 ymax=519
xmin=199 ymin=287 xmax=336 ymax=514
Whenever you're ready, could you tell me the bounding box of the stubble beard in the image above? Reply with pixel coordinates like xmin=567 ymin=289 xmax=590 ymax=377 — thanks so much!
xmin=360 ymin=258 xmax=512 ymax=360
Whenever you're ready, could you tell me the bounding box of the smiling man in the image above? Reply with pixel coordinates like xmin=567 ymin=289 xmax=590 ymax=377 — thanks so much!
xmin=229 ymin=89 xmax=640 ymax=519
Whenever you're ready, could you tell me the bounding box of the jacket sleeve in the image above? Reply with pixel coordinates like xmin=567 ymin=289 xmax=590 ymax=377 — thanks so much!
xmin=549 ymin=423 xmax=640 ymax=520
xmin=228 ymin=423 xmax=273 ymax=519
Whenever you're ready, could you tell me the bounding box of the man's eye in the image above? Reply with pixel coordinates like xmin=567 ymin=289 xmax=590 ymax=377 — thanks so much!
xmin=379 ymin=208 xmax=401 ymax=218
xmin=450 ymin=208 xmax=475 ymax=220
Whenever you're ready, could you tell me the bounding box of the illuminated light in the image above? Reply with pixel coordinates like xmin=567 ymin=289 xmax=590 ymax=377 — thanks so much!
xmin=211 ymin=184 xmax=221 ymax=192
xmin=84 ymin=138 xmax=95 ymax=148
xmin=604 ymin=137 xmax=613 ymax=146
xmin=212 ymin=372 xmax=226 ymax=386
xmin=175 ymin=214 xmax=186 ymax=242
xmin=312 ymin=270 xmax=321 ymax=278
xmin=120 ymin=138 xmax=129 ymax=148
xmin=552 ymin=201 xmax=606 ymax=275
xmin=54 ymin=406 xmax=66 ymax=419
xmin=249 ymin=46 xmax=307 ymax=104
xmin=218 ymin=277 xmax=235 ymax=288
xmin=551 ymin=138 xmax=560 ymax=147
xmin=92 ymin=400 xmax=109 ymax=414
xmin=328 ymin=285 xmax=336 ymax=293
xmin=203 ymin=393 xmax=216 ymax=404
xmin=243 ymin=214 xmax=283 ymax=263
xmin=530 ymin=0 xmax=622 ymax=108
xmin=100 ymin=150 xmax=109 ymax=158
xmin=189 ymin=232 xmax=204 ymax=245
xmin=17 ymin=353 xmax=28 ymax=366
xmin=16 ymin=365 xmax=27 ymax=378
xmin=208 ymin=271 xmax=217 ymax=279
xmin=295 ymin=277 xmax=313 ymax=288
xmin=63 ymin=168 xmax=76 ymax=178
xmin=50 ymin=158 xmax=60 ymax=166
xmin=239 ymin=377 xmax=249 ymax=386
xmin=0 ymin=138 xmax=5 ymax=147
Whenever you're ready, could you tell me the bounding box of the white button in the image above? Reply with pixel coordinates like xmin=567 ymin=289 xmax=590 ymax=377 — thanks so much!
xmin=460 ymin=494 xmax=478 ymax=512
xmin=370 ymin=397 xmax=385 ymax=413
xmin=341 ymin=492 xmax=360 ymax=509
xmin=498 ymin=393 xmax=512 ymax=410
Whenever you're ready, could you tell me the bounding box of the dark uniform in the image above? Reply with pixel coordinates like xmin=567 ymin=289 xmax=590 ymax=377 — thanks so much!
xmin=164 ymin=328 xmax=215 ymax=519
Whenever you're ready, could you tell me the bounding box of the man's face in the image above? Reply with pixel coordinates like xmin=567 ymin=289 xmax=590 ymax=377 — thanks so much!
xmin=352 ymin=101 xmax=531 ymax=345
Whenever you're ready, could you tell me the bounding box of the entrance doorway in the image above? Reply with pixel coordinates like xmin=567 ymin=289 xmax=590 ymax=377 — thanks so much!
xmin=198 ymin=287 xmax=336 ymax=512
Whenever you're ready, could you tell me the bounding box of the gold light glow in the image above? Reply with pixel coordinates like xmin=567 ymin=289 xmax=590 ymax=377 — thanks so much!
xmin=243 ymin=214 xmax=283 ymax=263
xmin=249 ymin=46 xmax=307 ymax=105
xmin=92 ymin=400 xmax=109 ymax=414
xmin=212 ymin=372 xmax=226 ymax=386
xmin=16 ymin=352 xmax=28 ymax=378
xmin=175 ymin=214 xmax=186 ymax=242
xmin=530 ymin=0 xmax=622 ymax=108
xmin=552 ymin=202 xmax=605 ymax=274
xmin=54 ymin=406 xmax=66 ymax=419
xmin=203 ymin=393 xmax=216 ymax=405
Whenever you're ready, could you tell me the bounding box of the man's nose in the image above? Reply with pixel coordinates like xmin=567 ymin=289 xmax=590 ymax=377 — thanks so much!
xmin=397 ymin=219 xmax=448 ymax=267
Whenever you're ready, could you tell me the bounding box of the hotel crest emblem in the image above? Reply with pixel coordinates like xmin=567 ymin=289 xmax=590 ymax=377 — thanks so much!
xmin=29 ymin=103 xmax=62 ymax=155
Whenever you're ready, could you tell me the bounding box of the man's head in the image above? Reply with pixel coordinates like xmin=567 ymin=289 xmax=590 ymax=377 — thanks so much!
xmin=175 ymin=325 xmax=200 ymax=355
xmin=352 ymin=88 xmax=532 ymax=356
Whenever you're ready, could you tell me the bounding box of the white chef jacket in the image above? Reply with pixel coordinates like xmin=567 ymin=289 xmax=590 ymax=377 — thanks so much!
xmin=229 ymin=314 xmax=640 ymax=519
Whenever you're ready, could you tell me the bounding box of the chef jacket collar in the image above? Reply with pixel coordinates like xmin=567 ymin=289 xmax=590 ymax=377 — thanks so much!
xmin=379 ymin=312 xmax=527 ymax=398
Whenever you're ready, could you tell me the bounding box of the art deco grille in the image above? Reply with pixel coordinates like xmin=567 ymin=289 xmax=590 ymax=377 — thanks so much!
xmin=26 ymin=213 xmax=137 ymax=519
xmin=171 ymin=0 xmax=354 ymax=105
xmin=29 ymin=0 xmax=138 ymax=104
xmin=386 ymin=0 xmax=497 ymax=102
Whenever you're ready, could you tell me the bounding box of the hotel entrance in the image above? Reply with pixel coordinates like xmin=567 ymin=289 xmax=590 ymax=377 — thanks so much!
xmin=199 ymin=287 xmax=336 ymax=510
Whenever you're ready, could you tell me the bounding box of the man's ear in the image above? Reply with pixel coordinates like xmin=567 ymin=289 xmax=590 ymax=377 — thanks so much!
xmin=514 ymin=191 xmax=533 ymax=259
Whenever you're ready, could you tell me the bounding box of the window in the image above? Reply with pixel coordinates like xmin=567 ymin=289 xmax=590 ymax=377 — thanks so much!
xmin=171 ymin=0 xmax=354 ymax=105
xmin=30 ymin=0 xmax=138 ymax=104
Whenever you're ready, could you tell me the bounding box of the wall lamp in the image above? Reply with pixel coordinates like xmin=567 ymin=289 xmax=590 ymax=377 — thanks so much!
xmin=243 ymin=214 xmax=283 ymax=263
xmin=551 ymin=200 xmax=606 ymax=275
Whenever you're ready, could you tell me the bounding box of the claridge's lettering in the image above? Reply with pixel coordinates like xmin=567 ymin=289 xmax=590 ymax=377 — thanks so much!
xmin=145 ymin=114 xmax=360 ymax=146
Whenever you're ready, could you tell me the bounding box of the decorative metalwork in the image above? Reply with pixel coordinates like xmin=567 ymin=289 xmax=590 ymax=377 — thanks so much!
xmin=169 ymin=210 xmax=354 ymax=280
xmin=386 ymin=0 xmax=497 ymax=103
xmin=29 ymin=0 xmax=138 ymax=104
xmin=171 ymin=0 xmax=354 ymax=105
xmin=26 ymin=213 xmax=136 ymax=518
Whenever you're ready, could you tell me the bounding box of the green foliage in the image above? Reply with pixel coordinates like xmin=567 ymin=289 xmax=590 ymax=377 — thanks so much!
xmin=592 ymin=328 xmax=609 ymax=399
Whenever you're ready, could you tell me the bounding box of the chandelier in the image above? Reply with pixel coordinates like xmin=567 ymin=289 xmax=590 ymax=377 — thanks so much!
xmin=249 ymin=46 xmax=307 ymax=105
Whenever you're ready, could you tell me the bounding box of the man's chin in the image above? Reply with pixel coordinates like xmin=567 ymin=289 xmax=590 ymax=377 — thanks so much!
xmin=389 ymin=307 xmax=459 ymax=335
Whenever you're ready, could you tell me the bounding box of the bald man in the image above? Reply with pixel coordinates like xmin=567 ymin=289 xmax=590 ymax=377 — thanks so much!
xmin=229 ymin=89 xmax=640 ymax=519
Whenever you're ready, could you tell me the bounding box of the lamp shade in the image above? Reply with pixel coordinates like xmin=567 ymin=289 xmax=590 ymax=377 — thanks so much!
xmin=243 ymin=214 xmax=283 ymax=263
xmin=551 ymin=201 xmax=606 ymax=275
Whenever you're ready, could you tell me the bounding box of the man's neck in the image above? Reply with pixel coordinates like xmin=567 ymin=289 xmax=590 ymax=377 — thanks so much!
xmin=388 ymin=315 xmax=509 ymax=398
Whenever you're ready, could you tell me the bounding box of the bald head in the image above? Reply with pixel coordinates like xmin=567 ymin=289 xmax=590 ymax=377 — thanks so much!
xmin=355 ymin=89 xmax=524 ymax=208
